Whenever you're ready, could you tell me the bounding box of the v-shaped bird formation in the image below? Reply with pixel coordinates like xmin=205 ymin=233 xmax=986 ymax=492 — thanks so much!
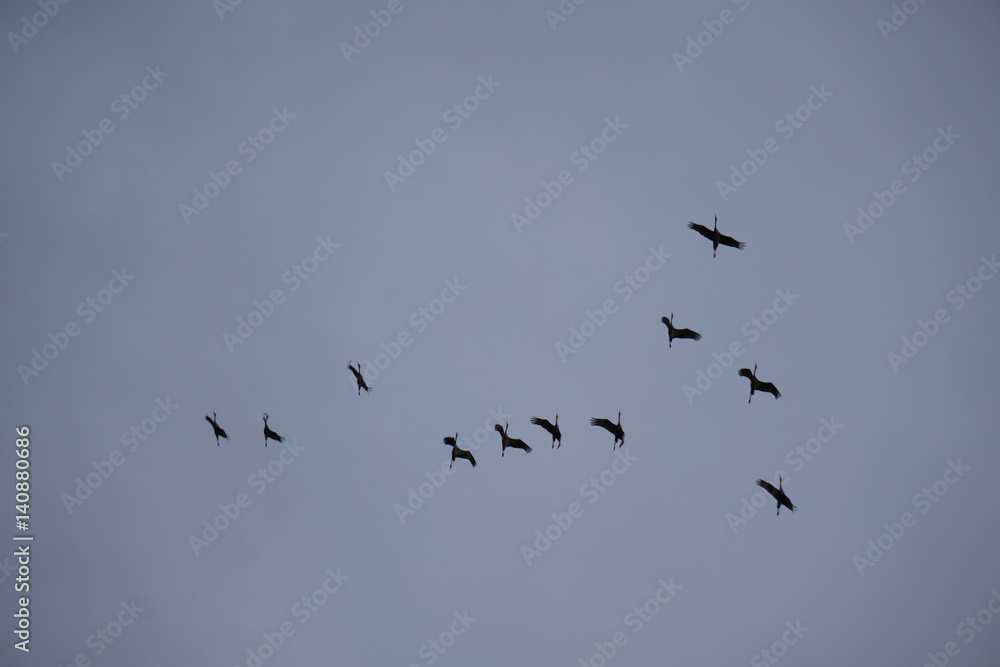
xmin=204 ymin=217 xmax=795 ymax=518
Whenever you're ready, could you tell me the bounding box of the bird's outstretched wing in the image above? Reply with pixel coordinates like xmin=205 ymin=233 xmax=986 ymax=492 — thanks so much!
xmin=511 ymin=440 xmax=532 ymax=452
xmin=674 ymin=327 xmax=701 ymax=341
xmin=443 ymin=436 xmax=457 ymax=447
xmin=757 ymin=381 xmax=781 ymax=398
xmin=717 ymin=233 xmax=745 ymax=250
xmin=530 ymin=416 xmax=555 ymax=434
xmin=756 ymin=478 xmax=779 ymax=498
xmin=738 ymin=368 xmax=754 ymax=381
xmin=590 ymin=417 xmax=614 ymax=431
xmin=688 ymin=222 xmax=713 ymax=240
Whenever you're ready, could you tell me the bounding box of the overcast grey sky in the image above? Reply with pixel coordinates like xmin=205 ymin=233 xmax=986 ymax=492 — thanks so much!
xmin=2 ymin=0 xmax=1000 ymax=665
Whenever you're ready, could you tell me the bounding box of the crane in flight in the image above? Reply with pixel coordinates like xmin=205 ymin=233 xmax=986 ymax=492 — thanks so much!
xmin=263 ymin=413 xmax=285 ymax=446
xmin=688 ymin=216 xmax=745 ymax=257
xmin=756 ymin=476 xmax=796 ymax=515
xmin=347 ymin=361 xmax=372 ymax=395
xmin=661 ymin=313 xmax=702 ymax=348
xmin=443 ymin=433 xmax=476 ymax=468
xmin=205 ymin=412 xmax=228 ymax=446
xmin=494 ymin=423 xmax=532 ymax=457
xmin=738 ymin=363 xmax=781 ymax=403
xmin=590 ymin=411 xmax=624 ymax=449
xmin=530 ymin=414 xmax=561 ymax=449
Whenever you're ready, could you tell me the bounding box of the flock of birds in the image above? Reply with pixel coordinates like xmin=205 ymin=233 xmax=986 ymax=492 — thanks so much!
xmin=204 ymin=217 xmax=796 ymax=517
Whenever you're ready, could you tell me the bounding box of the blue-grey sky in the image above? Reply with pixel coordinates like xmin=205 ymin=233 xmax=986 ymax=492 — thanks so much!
xmin=2 ymin=1 xmax=1000 ymax=665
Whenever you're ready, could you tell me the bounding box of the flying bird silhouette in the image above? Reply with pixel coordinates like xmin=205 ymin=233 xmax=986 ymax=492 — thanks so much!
xmin=738 ymin=363 xmax=781 ymax=403
xmin=661 ymin=313 xmax=702 ymax=348
xmin=688 ymin=216 xmax=745 ymax=257
xmin=530 ymin=414 xmax=561 ymax=449
xmin=443 ymin=433 xmax=476 ymax=468
xmin=756 ymin=476 xmax=796 ymax=515
xmin=347 ymin=361 xmax=371 ymax=395
xmin=494 ymin=422 xmax=532 ymax=457
xmin=590 ymin=411 xmax=624 ymax=449
xmin=205 ymin=412 xmax=228 ymax=446
xmin=262 ymin=413 xmax=285 ymax=446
